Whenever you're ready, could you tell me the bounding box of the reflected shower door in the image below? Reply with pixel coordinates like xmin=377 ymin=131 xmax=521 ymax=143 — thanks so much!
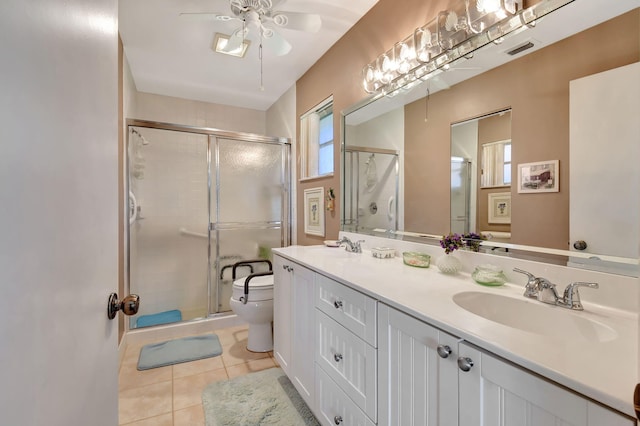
xmin=211 ymin=137 xmax=289 ymax=313
xmin=128 ymin=128 xmax=209 ymax=328
xmin=451 ymin=158 xmax=471 ymax=234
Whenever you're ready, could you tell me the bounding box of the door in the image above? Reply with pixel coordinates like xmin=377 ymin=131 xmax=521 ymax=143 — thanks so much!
xmin=569 ymin=62 xmax=640 ymax=263
xmin=273 ymin=255 xmax=292 ymax=375
xmin=378 ymin=304 xmax=458 ymax=426
xmin=0 ymin=0 xmax=118 ymax=425
xmin=211 ymin=137 xmax=289 ymax=312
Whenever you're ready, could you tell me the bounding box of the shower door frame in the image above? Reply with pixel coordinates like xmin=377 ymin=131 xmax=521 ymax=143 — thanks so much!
xmin=125 ymin=119 xmax=291 ymax=322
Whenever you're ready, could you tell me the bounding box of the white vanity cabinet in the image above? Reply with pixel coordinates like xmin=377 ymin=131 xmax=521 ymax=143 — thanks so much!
xmin=379 ymin=304 xmax=635 ymax=426
xmin=273 ymin=255 xmax=316 ymax=409
xmin=314 ymin=273 xmax=378 ymax=425
xmin=378 ymin=303 xmax=459 ymax=426
xmin=457 ymin=343 xmax=635 ymax=426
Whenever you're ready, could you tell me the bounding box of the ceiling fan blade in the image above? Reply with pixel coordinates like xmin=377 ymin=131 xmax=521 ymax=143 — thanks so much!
xmin=262 ymin=28 xmax=292 ymax=56
xmin=270 ymin=11 xmax=322 ymax=33
xmin=179 ymin=12 xmax=238 ymax=22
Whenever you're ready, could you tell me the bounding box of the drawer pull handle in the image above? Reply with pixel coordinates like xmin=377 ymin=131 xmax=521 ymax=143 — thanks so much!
xmin=334 ymin=300 xmax=343 ymax=309
xmin=457 ymin=356 xmax=474 ymax=372
xmin=282 ymin=265 xmax=287 ymax=270
xmin=334 ymin=415 xmax=343 ymax=425
xmin=334 ymin=353 xmax=343 ymax=362
xmin=437 ymin=344 xmax=452 ymax=359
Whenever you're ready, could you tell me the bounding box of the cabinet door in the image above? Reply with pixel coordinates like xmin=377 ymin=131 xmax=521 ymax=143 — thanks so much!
xmin=378 ymin=304 xmax=458 ymax=426
xmin=458 ymin=343 xmax=635 ymax=426
xmin=273 ymin=255 xmax=292 ymax=375
xmin=291 ymin=261 xmax=316 ymax=408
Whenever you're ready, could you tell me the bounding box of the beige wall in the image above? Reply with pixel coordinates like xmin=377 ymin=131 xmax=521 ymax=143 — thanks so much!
xmin=297 ymin=4 xmax=639 ymax=248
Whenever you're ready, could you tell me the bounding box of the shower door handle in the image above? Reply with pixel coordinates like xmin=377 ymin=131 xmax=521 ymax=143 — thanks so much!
xmin=107 ymin=293 xmax=140 ymax=320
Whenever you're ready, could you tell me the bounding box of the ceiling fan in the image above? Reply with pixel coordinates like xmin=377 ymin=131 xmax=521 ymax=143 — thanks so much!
xmin=181 ymin=0 xmax=322 ymax=56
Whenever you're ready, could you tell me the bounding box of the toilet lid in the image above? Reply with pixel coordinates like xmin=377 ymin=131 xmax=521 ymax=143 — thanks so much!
xmin=232 ymin=275 xmax=274 ymax=289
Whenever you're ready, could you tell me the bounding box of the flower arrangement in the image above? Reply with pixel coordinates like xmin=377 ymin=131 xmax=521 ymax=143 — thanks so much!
xmin=440 ymin=232 xmax=486 ymax=254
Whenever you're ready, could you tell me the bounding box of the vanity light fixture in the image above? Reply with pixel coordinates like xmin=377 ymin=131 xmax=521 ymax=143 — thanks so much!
xmin=212 ymin=32 xmax=250 ymax=58
xmin=362 ymin=0 xmax=576 ymax=97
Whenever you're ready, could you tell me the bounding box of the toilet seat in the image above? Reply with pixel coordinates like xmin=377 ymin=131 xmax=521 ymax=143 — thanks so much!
xmin=232 ymin=275 xmax=274 ymax=302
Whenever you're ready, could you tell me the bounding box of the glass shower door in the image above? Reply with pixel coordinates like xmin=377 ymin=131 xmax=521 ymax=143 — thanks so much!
xmin=211 ymin=137 xmax=289 ymax=313
xmin=128 ymin=127 xmax=209 ymax=328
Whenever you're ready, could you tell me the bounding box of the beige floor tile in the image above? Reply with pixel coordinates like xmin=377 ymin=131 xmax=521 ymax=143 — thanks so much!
xmin=119 ymin=362 xmax=173 ymax=391
xmin=119 ymin=381 xmax=172 ymax=425
xmin=174 ymin=404 xmax=206 ymax=426
xmin=173 ymin=368 xmax=228 ymax=411
xmin=216 ymin=325 xmax=248 ymax=347
xmin=120 ymin=413 xmax=173 ymax=426
xmin=226 ymin=357 xmax=276 ymax=379
xmin=222 ymin=339 xmax=270 ymax=367
xmin=173 ymin=355 xmax=225 ymax=379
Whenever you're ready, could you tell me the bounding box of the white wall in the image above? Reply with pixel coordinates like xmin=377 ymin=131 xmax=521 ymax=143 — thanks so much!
xmin=266 ymin=85 xmax=297 ymax=244
xmin=134 ymin=91 xmax=266 ymax=134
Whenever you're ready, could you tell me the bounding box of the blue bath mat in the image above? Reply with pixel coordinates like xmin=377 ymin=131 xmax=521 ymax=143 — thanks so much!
xmin=137 ymin=334 xmax=222 ymax=371
xmin=136 ymin=309 xmax=182 ymax=328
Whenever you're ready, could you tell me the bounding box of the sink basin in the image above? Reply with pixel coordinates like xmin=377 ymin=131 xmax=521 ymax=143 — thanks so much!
xmin=452 ymin=291 xmax=617 ymax=342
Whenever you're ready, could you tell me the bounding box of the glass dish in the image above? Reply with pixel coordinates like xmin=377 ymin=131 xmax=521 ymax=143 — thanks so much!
xmin=403 ymin=252 xmax=431 ymax=268
xmin=472 ymin=264 xmax=507 ymax=286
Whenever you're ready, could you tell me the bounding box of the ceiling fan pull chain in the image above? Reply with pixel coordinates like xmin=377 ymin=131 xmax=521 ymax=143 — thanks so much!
xmin=259 ymin=30 xmax=264 ymax=91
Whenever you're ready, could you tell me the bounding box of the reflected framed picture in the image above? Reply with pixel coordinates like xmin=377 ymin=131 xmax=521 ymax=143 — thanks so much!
xmin=488 ymin=192 xmax=511 ymax=224
xmin=304 ymin=187 xmax=325 ymax=236
xmin=517 ymin=160 xmax=559 ymax=193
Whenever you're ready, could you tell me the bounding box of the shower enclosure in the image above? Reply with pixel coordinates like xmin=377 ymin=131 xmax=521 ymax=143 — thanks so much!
xmin=450 ymin=157 xmax=473 ymax=234
xmin=126 ymin=120 xmax=290 ymax=329
xmin=343 ymin=146 xmax=399 ymax=233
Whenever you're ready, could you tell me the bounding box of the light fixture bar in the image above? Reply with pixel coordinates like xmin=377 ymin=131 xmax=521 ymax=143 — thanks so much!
xmin=362 ymin=0 xmax=577 ymax=97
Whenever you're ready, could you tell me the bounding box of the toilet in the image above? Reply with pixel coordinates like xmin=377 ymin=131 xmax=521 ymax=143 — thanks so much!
xmin=229 ymin=272 xmax=274 ymax=352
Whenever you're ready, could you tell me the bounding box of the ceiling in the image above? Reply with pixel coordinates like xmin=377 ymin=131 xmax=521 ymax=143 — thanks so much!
xmin=119 ymin=0 xmax=379 ymax=111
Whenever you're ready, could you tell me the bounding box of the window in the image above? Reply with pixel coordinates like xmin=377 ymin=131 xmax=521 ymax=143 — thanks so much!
xmin=301 ymin=97 xmax=333 ymax=179
xmin=503 ymin=142 xmax=512 ymax=185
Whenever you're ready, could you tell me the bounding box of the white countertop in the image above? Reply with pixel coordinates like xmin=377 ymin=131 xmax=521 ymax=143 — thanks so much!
xmin=273 ymin=245 xmax=639 ymax=418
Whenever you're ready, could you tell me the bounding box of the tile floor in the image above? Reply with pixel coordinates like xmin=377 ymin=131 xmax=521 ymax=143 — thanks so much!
xmin=118 ymin=324 xmax=278 ymax=425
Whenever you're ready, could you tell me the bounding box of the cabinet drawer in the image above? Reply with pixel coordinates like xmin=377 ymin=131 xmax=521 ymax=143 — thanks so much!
xmin=315 ymin=273 xmax=377 ymax=347
xmin=315 ymin=365 xmax=376 ymax=426
xmin=317 ymin=310 xmax=377 ymax=421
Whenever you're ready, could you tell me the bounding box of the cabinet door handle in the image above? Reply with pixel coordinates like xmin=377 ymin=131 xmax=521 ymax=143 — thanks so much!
xmin=437 ymin=344 xmax=452 ymax=358
xmin=457 ymin=356 xmax=474 ymax=372
xmin=282 ymin=265 xmax=287 ymax=270
xmin=334 ymin=353 xmax=343 ymax=362
xmin=334 ymin=415 xmax=343 ymax=425
xmin=334 ymin=300 xmax=343 ymax=309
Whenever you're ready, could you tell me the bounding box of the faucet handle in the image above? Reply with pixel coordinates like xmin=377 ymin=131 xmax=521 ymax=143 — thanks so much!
xmin=562 ymin=282 xmax=599 ymax=311
xmin=513 ymin=268 xmax=539 ymax=298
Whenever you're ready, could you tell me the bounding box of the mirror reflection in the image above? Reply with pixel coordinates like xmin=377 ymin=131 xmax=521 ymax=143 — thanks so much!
xmin=342 ymin=2 xmax=639 ymax=273
xmin=451 ymin=110 xmax=511 ymax=238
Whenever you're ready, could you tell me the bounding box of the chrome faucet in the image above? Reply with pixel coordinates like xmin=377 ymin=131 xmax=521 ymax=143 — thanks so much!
xmin=558 ymin=282 xmax=599 ymax=310
xmin=338 ymin=236 xmax=364 ymax=253
xmin=513 ymin=268 xmax=598 ymax=311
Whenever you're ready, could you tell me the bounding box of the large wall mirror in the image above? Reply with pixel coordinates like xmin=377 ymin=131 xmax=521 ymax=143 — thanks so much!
xmin=342 ymin=1 xmax=639 ymax=276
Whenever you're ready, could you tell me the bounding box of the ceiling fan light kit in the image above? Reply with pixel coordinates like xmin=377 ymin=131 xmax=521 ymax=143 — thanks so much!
xmin=213 ymin=33 xmax=250 ymax=57
xmin=362 ymin=0 xmax=576 ymax=97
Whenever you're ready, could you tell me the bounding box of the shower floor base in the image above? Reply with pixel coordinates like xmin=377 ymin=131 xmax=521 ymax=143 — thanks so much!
xmin=135 ymin=309 xmax=182 ymax=328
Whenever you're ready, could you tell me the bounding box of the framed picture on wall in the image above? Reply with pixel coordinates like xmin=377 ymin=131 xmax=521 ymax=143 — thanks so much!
xmin=517 ymin=160 xmax=559 ymax=193
xmin=304 ymin=187 xmax=325 ymax=236
xmin=488 ymin=192 xmax=512 ymax=224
